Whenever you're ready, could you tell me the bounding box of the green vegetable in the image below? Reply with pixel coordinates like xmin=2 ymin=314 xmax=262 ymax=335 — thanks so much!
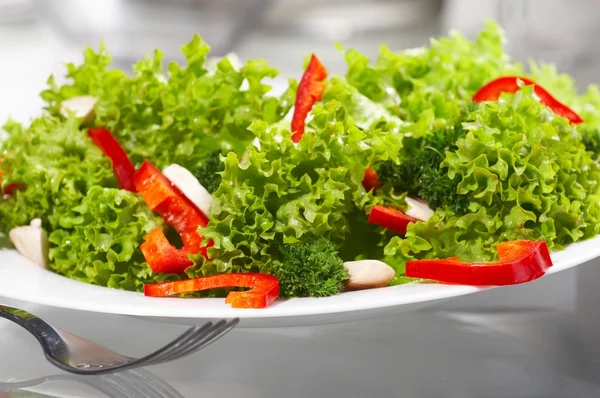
xmin=194 ymin=149 xmax=224 ymax=194
xmin=48 ymin=186 xmax=178 ymax=291
xmin=418 ymin=168 xmax=470 ymax=215
xmin=343 ymin=20 xmax=522 ymax=128
xmin=376 ymin=118 xmax=470 ymax=214
xmin=0 ymin=116 xmax=116 ymax=234
xmin=187 ymin=98 xmax=402 ymax=277
xmin=5 ymin=35 xmax=297 ymax=290
xmin=275 ymin=235 xmax=348 ymax=297
xmin=384 ymin=88 xmax=600 ymax=282
xmin=526 ymin=61 xmax=600 ymax=158
xmin=42 ymin=36 xmax=297 ymax=174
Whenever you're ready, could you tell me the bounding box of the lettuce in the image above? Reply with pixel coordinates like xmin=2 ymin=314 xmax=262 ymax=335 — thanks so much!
xmin=42 ymin=35 xmax=297 ymax=179
xmin=343 ymin=21 xmax=522 ymax=131
xmin=187 ymin=97 xmax=403 ymax=277
xmin=0 ymin=116 xmax=117 ymax=233
xmin=384 ymin=88 xmax=600 ymax=282
xmin=48 ymin=186 xmax=177 ymax=290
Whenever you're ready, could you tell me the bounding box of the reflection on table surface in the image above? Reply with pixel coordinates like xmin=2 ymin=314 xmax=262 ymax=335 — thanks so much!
xmin=1 ymin=259 xmax=600 ymax=397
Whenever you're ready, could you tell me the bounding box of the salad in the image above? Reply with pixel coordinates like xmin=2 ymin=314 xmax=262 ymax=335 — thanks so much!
xmin=1 ymin=21 xmax=600 ymax=308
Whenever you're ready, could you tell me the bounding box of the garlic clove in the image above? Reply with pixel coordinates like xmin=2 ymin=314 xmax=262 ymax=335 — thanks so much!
xmin=405 ymin=197 xmax=434 ymax=222
xmin=60 ymin=95 xmax=97 ymax=125
xmin=343 ymin=259 xmax=396 ymax=291
xmin=9 ymin=223 xmax=49 ymax=268
xmin=162 ymin=164 xmax=212 ymax=216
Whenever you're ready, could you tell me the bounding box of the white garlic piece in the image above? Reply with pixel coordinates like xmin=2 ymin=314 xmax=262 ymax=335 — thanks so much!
xmin=405 ymin=197 xmax=434 ymax=221
xmin=9 ymin=219 xmax=49 ymax=268
xmin=60 ymin=95 xmax=97 ymax=125
xmin=343 ymin=259 xmax=396 ymax=291
xmin=162 ymin=164 xmax=212 ymax=216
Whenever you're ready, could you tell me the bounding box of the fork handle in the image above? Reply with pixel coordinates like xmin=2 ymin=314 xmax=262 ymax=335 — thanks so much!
xmin=0 ymin=305 xmax=68 ymax=360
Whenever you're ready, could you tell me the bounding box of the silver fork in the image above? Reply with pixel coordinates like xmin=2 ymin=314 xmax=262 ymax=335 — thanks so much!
xmin=0 ymin=305 xmax=239 ymax=375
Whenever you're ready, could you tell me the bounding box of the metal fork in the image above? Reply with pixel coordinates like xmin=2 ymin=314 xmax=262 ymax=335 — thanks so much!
xmin=0 ymin=305 xmax=239 ymax=375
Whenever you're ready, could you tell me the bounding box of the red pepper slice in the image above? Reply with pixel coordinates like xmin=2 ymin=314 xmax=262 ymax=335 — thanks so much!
xmin=291 ymin=54 xmax=328 ymax=143
xmin=473 ymin=76 xmax=583 ymax=124
xmin=368 ymin=205 xmax=419 ymax=235
xmin=143 ymin=273 xmax=280 ymax=308
xmin=88 ymin=127 xmax=137 ymax=192
xmin=405 ymin=240 xmax=553 ymax=286
xmin=135 ymin=161 xmax=210 ymax=273
xmin=140 ymin=228 xmax=195 ymax=274
xmin=3 ymin=182 xmax=24 ymax=196
xmin=362 ymin=167 xmax=380 ymax=193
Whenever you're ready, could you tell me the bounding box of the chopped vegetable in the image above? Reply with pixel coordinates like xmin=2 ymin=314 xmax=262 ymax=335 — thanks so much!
xmin=343 ymin=259 xmax=395 ymax=290
xmin=405 ymin=240 xmax=553 ymax=285
xmin=291 ymin=54 xmax=328 ymax=142
xmin=473 ymin=76 xmax=583 ymax=124
xmin=3 ymin=182 xmax=24 ymax=196
xmin=48 ymin=187 xmax=165 ymax=291
xmin=368 ymin=205 xmax=418 ymax=235
xmin=60 ymin=95 xmax=97 ymax=125
xmin=43 ymin=36 xmax=297 ymax=174
xmin=162 ymin=163 xmax=213 ymax=217
xmin=87 ymin=127 xmax=137 ymax=192
xmin=274 ymin=236 xmax=348 ymax=298
xmin=195 ymin=99 xmax=401 ymax=278
xmin=362 ymin=167 xmax=380 ymax=193
xmin=376 ymin=122 xmax=470 ymax=215
xmin=134 ymin=161 xmax=209 ymax=273
xmin=9 ymin=219 xmax=49 ymax=268
xmin=0 ymin=117 xmax=117 ymax=234
xmin=144 ymin=273 xmax=280 ymax=308
xmin=140 ymin=228 xmax=194 ymax=274
xmin=404 ymin=197 xmax=434 ymax=222
xmin=135 ymin=161 xmax=208 ymax=250
xmin=193 ymin=149 xmax=224 ymax=194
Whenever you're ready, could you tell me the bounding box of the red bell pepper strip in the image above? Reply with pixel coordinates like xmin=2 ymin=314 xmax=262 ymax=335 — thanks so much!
xmin=473 ymin=76 xmax=583 ymax=124
xmin=405 ymin=240 xmax=553 ymax=286
xmin=362 ymin=167 xmax=380 ymax=193
xmin=88 ymin=127 xmax=137 ymax=192
xmin=291 ymin=54 xmax=328 ymax=143
xmin=143 ymin=273 xmax=280 ymax=308
xmin=140 ymin=228 xmax=195 ymax=274
xmin=135 ymin=161 xmax=210 ymax=273
xmin=368 ymin=205 xmax=419 ymax=235
xmin=3 ymin=182 xmax=24 ymax=196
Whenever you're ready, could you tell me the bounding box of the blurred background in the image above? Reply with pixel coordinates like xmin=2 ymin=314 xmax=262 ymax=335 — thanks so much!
xmin=2 ymin=0 xmax=600 ymax=397
xmin=2 ymin=0 xmax=600 ymax=121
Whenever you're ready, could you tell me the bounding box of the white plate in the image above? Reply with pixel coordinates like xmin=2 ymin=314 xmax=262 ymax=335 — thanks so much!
xmin=0 ymin=235 xmax=599 ymax=327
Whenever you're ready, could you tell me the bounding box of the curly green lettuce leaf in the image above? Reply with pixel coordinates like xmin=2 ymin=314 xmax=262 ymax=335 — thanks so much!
xmin=342 ymin=20 xmax=522 ymax=131
xmin=0 ymin=116 xmax=117 ymax=233
xmin=527 ymin=61 xmax=600 ymax=157
xmin=186 ymin=97 xmax=403 ymax=278
xmin=42 ymin=35 xmax=297 ymax=181
xmin=384 ymin=88 xmax=600 ymax=279
xmin=48 ymin=186 xmax=177 ymax=291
